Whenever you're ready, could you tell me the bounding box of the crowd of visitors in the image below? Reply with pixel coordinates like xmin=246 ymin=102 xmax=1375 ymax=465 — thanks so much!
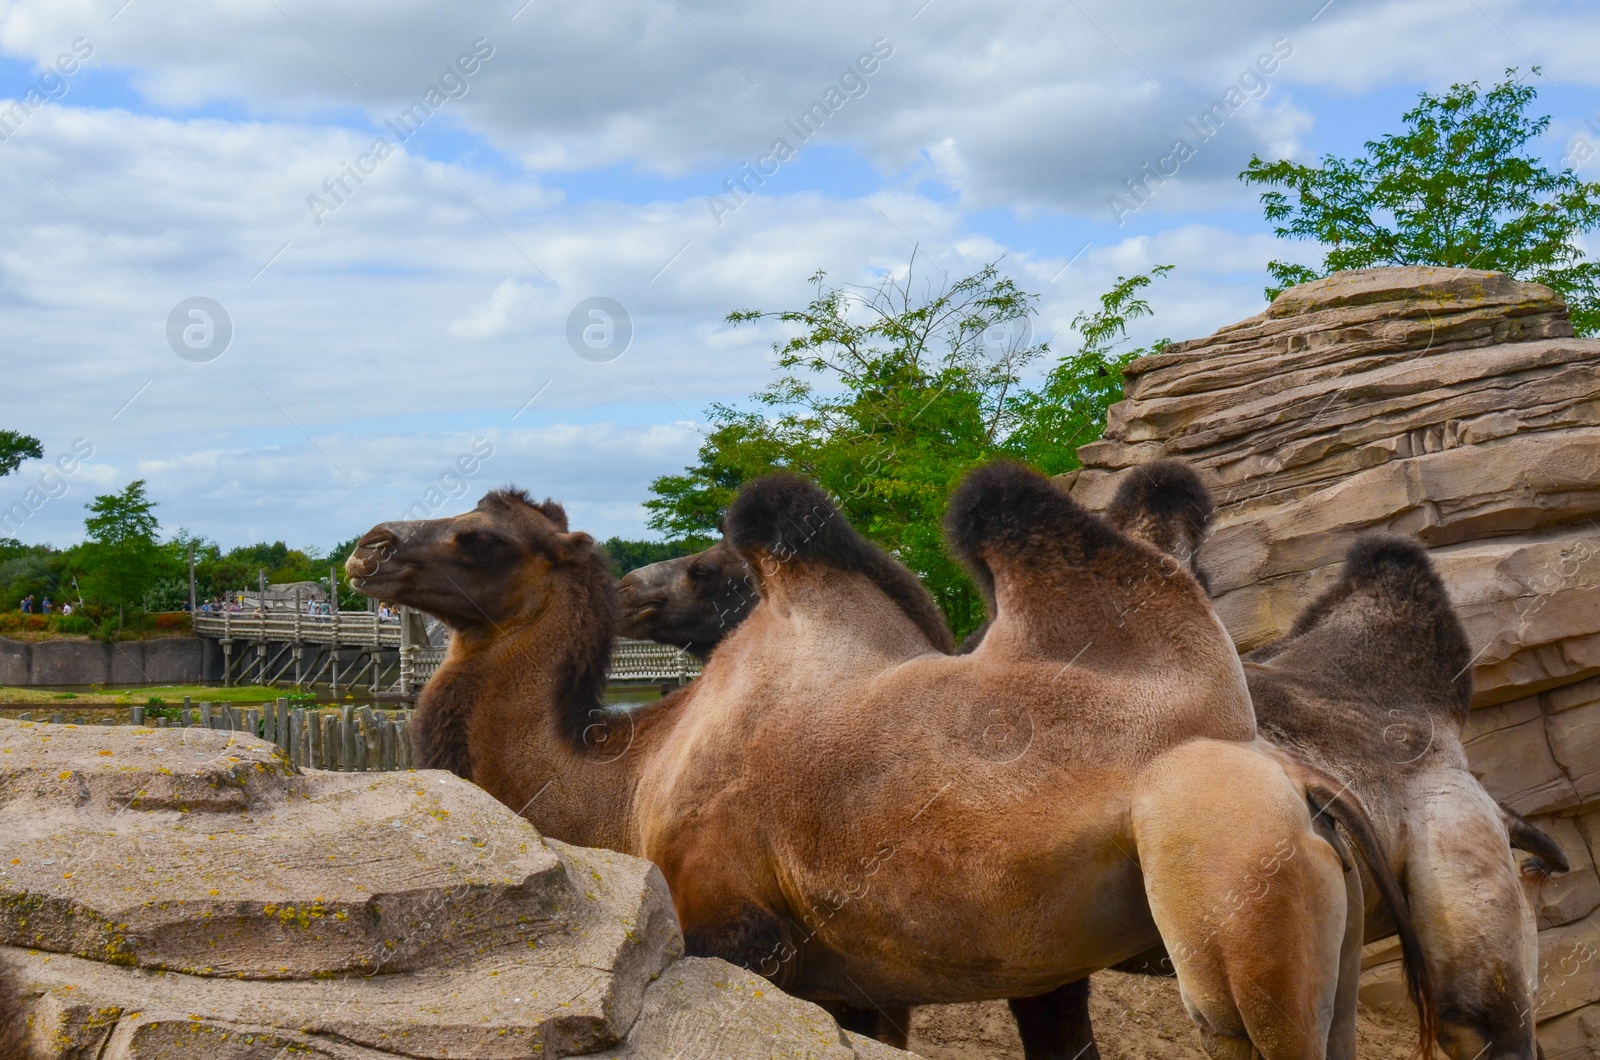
xmin=17 ymin=595 xmax=70 ymax=616
xmin=19 ymin=592 xmax=396 ymax=620
xmin=188 ymin=595 xmax=399 ymax=620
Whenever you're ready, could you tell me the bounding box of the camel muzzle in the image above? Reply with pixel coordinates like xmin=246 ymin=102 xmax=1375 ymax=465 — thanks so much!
xmin=346 ymin=525 xmax=409 ymax=585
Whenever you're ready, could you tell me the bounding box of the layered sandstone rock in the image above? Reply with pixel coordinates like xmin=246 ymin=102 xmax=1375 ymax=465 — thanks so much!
xmin=1066 ymin=266 xmax=1600 ymax=1058
xmin=0 ymin=718 xmax=903 ymax=1059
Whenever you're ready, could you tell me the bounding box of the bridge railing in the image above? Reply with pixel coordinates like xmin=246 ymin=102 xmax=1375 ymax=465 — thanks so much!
xmin=193 ymin=609 xmax=702 ymax=692
xmin=404 ymin=639 xmax=699 ymax=688
xmin=193 ymin=610 xmax=402 ymax=647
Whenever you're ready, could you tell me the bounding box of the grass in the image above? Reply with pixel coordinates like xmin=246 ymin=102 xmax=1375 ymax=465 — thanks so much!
xmin=0 ymin=684 xmax=300 ymax=706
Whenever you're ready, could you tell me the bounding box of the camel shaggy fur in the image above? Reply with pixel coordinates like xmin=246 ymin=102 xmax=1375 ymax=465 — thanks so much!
xmin=623 ymin=460 xmax=1554 ymax=1059
xmin=1094 ymin=461 xmax=1558 ymax=1060
xmin=0 ymin=958 xmax=34 ymax=1060
xmin=349 ymin=471 xmax=1436 ymax=1060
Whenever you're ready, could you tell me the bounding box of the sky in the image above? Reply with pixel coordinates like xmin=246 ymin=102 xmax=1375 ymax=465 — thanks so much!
xmin=2 ymin=0 xmax=1598 ymax=552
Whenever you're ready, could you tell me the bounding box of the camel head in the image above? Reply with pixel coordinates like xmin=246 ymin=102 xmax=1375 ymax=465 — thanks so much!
xmin=616 ymin=536 xmax=757 ymax=656
xmin=345 ymin=488 xmax=611 ymax=634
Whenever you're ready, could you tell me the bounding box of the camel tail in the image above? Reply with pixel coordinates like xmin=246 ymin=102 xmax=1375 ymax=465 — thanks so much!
xmin=1301 ymin=775 xmax=1440 ymax=1060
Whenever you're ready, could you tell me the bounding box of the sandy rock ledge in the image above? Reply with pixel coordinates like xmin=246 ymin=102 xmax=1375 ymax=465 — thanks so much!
xmin=0 ymin=718 xmax=906 ymax=1059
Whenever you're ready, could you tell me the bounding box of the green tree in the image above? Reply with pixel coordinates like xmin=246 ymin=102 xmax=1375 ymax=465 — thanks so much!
xmin=1004 ymin=266 xmax=1172 ymax=473
xmin=600 ymin=537 xmax=705 ymax=577
xmin=0 ymin=430 xmax=42 ymax=478
xmin=645 ymin=258 xmax=1170 ymax=637
xmin=1241 ymin=69 xmax=1600 ymax=333
xmin=78 ymin=480 xmax=161 ymax=627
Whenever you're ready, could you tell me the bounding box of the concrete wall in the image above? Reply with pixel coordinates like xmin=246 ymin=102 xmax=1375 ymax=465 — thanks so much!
xmin=0 ymin=637 xmax=217 ymax=686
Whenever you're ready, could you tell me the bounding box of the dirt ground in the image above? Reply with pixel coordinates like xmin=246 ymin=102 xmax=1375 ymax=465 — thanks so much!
xmin=905 ymin=972 xmax=1421 ymax=1059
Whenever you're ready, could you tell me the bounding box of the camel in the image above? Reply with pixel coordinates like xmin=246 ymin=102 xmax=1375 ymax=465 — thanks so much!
xmin=1237 ymin=535 xmax=1552 ymax=1060
xmin=1100 ymin=462 xmax=1560 ymax=1060
xmin=620 ymin=460 xmax=1560 ymax=1059
xmin=347 ymin=472 xmax=1436 ymax=1060
xmin=617 ymin=535 xmax=762 ymax=658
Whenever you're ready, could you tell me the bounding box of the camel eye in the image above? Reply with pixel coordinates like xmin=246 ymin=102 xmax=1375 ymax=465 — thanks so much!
xmin=455 ymin=530 xmax=506 ymax=557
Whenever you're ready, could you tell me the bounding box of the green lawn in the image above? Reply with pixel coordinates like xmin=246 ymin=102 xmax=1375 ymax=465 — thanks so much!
xmin=0 ymin=684 xmax=296 ymax=706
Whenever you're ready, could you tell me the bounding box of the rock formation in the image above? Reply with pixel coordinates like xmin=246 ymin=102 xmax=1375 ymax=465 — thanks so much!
xmin=1066 ymin=265 xmax=1600 ymax=1058
xmin=0 ymin=718 xmax=903 ymax=1059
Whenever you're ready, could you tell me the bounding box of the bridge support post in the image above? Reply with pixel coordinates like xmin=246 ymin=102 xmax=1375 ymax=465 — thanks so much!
xmin=222 ymin=642 xmax=233 ymax=687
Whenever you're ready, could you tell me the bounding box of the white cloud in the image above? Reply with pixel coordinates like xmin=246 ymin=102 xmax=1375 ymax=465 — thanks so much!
xmin=451 ymin=277 xmax=538 ymax=338
xmin=3 ymin=0 xmax=1592 ymax=212
xmin=1 ymin=0 xmax=1597 ymax=549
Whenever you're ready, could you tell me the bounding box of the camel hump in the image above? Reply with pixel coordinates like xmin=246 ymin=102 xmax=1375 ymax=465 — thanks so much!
xmin=726 ymin=473 xmax=857 ymax=565
xmin=944 ymin=459 xmax=1125 ymax=569
xmin=726 ymin=474 xmax=955 ymax=652
xmin=1104 ymin=460 xmax=1214 ymax=583
xmin=1258 ymin=532 xmax=1473 ymax=720
xmin=1296 ymin=533 xmax=1460 ymax=640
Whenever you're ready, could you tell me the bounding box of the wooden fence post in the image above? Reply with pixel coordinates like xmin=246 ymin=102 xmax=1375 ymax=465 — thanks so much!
xmin=342 ymin=716 xmax=357 ymax=771
xmin=321 ymin=714 xmax=337 ymax=771
xmin=357 ymin=706 xmax=378 ymax=770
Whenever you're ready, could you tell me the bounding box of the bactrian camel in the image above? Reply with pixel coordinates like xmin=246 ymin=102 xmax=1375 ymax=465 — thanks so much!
xmin=623 ymin=460 xmax=1556 ymax=1060
xmin=347 ymin=468 xmax=1436 ymax=1060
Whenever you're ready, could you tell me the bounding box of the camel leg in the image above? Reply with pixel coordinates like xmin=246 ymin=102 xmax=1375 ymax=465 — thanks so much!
xmin=1133 ymin=741 xmax=1347 ymax=1060
xmin=819 ymin=1003 xmax=910 ymax=1049
xmin=874 ymin=1006 xmax=911 ymax=1049
xmin=1009 ymin=979 xmax=1100 ymax=1060
xmin=1320 ymin=816 xmax=1363 ymax=1060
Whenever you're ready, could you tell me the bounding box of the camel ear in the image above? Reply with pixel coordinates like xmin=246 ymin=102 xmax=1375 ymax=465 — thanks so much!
xmin=554 ymin=530 xmax=594 ymax=562
xmin=534 ymin=499 xmax=569 ymax=531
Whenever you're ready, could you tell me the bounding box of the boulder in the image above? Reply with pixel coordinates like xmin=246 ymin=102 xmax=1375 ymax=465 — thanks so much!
xmin=1068 ymin=266 xmax=1600 ymax=1046
xmin=0 ymin=718 xmax=906 ymax=1059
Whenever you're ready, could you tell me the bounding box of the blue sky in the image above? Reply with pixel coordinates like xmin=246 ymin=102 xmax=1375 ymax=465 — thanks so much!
xmin=2 ymin=0 xmax=1598 ymax=550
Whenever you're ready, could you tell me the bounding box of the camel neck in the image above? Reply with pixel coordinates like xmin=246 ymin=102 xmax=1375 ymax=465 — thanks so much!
xmin=414 ymin=608 xmax=645 ymax=854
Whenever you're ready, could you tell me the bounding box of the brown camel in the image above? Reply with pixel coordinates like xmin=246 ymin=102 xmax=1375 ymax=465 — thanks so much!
xmin=1071 ymin=462 xmax=1560 ymax=1060
xmin=348 ymin=471 xmax=1436 ymax=1060
xmin=1237 ymin=535 xmax=1549 ymax=1060
xmin=617 ymin=535 xmax=761 ymax=658
xmin=0 ymin=957 xmax=34 ymax=1060
xmin=621 ymin=460 xmax=1558 ymax=1059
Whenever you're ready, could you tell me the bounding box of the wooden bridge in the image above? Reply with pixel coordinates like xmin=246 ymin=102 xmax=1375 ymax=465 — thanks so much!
xmin=191 ymin=609 xmax=700 ymax=697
